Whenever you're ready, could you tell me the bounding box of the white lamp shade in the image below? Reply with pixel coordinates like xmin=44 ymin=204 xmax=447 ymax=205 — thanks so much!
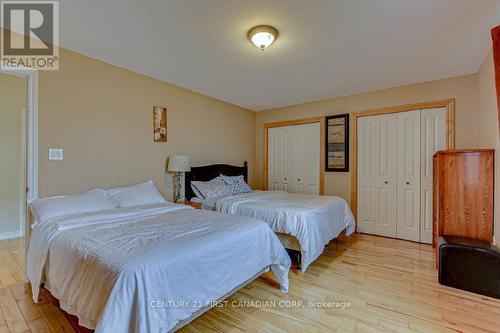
xmin=168 ymin=155 xmax=191 ymax=172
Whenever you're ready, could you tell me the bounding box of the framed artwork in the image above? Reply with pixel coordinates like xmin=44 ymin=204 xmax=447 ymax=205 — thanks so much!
xmin=153 ymin=106 xmax=167 ymax=142
xmin=325 ymin=114 xmax=349 ymax=172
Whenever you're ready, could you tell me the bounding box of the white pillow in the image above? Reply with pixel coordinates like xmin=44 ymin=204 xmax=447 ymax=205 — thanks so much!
xmin=191 ymin=177 xmax=232 ymax=199
xmin=30 ymin=188 xmax=116 ymax=225
xmin=106 ymin=180 xmax=166 ymax=207
xmin=190 ymin=183 xmax=205 ymax=199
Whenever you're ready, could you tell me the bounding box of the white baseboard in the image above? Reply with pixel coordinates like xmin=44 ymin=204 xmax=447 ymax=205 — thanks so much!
xmin=0 ymin=230 xmax=22 ymax=240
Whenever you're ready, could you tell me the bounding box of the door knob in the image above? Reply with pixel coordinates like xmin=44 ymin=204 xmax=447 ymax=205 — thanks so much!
xmin=284 ymin=178 xmax=287 ymax=181
xmin=384 ymin=181 xmax=388 ymax=184
xmin=298 ymin=178 xmax=301 ymax=182
xmin=406 ymin=181 xmax=410 ymax=185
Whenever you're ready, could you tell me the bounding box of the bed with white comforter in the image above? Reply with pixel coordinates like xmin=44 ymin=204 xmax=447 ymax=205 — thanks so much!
xmin=211 ymin=190 xmax=355 ymax=272
xmin=27 ymin=203 xmax=290 ymax=333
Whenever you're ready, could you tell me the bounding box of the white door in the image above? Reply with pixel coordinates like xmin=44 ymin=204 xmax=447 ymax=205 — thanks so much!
xmin=396 ymin=110 xmax=421 ymax=242
xmin=420 ymin=108 xmax=446 ymax=244
xmin=357 ymin=115 xmax=397 ymax=237
xmin=373 ymin=115 xmax=398 ymax=237
xmin=293 ymin=123 xmax=320 ymax=194
xmin=268 ymin=123 xmax=320 ymax=194
xmin=268 ymin=126 xmax=292 ymax=191
xmin=357 ymin=116 xmax=377 ymax=234
xmin=358 ymin=108 xmax=446 ymax=243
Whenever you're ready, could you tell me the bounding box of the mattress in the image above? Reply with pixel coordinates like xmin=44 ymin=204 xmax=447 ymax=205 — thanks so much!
xmin=191 ymin=198 xmax=302 ymax=252
xmin=27 ymin=203 xmax=290 ymax=333
xmin=216 ymin=190 xmax=356 ymax=271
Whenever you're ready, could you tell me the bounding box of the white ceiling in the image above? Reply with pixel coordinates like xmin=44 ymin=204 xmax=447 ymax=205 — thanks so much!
xmin=57 ymin=0 xmax=500 ymax=111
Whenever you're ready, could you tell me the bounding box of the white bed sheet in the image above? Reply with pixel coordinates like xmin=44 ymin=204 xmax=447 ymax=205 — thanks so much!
xmin=27 ymin=203 xmax=290 ymax=333
xmin=215 ymin=191 xmax=356 ymax=271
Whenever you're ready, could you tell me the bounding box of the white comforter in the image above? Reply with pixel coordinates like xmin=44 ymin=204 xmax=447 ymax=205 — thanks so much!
xmin=216 ymin=191 xmax=355 ymax=271
xmin=27 ymin=203 xmax=290 ymax=333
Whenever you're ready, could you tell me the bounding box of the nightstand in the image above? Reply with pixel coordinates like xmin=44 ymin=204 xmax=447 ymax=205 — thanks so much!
xmin=179 ymin=201 xmax=202 ymax=209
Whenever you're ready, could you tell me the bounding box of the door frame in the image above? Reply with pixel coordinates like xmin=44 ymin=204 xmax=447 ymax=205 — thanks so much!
xmin=263 ymin=117 xmax=325 ymax=195
xmin=351 ymin=99 xmax=455 ymax=222
xmin=0 ymin=65 xmax=39 ymax=203
xmin=0 ymin=65 xmax=38 ymax=279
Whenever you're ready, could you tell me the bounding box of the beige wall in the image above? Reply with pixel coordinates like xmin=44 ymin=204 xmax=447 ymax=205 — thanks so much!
xmin=8 ymin=28 xmax=498 ymax=242
xmin=477 ymin=50 xmax=500 ymax=245
xmin=0 ymin=73 xmax=26 ymax=236
xmin=255 ymin=74 xmax=478 ymax=202
xmin=38 ymin=49 xmax=255 ymax=200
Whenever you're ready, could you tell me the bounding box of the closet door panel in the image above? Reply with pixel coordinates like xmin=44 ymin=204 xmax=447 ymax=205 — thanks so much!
xmin=397 ymin=110 xmax=421 ymax=242
xmin=374 ymin=115 xmax=397 ymax=237
xmin=269 ymin=123 xmax=320 ymax=195
xmin=268 ymin=126 xmax=292 ymax=192
xmin=292 ymin=125 xmax=303 ymax=194
xmin=293 ymin=123 xmax=320 ymax=195
xmin=357 ymin=117 xmax=378 ymax=234
xmin=420 ymin=108 xmax=446 ymax=244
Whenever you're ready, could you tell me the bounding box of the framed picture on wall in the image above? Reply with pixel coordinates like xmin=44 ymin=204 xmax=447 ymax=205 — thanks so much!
xmin=153 ymin=106 xmax=167 ymax=142
xmin=325 ymin=114 xmax=349 ymax=172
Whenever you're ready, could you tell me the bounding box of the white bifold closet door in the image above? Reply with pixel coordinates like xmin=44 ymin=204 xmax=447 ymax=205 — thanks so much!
xmin=420 ymin=108 xmax=446 ymax=243
xmin=268 ymin=122 xmax=320 ymax=194
xmin=357 ymin=108 xmax=446 ymax=243
xmin=396 ymin=110 xmax=421 ymax=242
xmin=357 ymin=114 xmax=398 ymax=237
xmin=268 ymin=125 xmax=292 ymax=192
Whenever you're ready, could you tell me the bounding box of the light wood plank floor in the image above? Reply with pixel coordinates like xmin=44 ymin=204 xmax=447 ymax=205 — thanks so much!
xmin=0 ymin=238 xmax=24 ymax=289
xmin=1 ymin=234 xmax=499 ymax=333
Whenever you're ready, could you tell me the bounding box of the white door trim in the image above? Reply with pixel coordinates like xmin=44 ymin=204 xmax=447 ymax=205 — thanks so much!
xmin=1 ymin=64 xmax=38 ymax=281
xmin=0 ymin=230 xmax=23 ymax=240
xmin=1 ymin=65 xmax=39 ymax=203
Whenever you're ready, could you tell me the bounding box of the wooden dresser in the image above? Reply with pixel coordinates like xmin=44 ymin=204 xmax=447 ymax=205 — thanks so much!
xmin=433 ymin=149 xmax=495 ymax=248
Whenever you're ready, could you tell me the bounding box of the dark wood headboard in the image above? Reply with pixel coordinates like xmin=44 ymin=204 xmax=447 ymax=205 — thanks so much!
xmin=185 ymin=161 xmax=248 ymax=201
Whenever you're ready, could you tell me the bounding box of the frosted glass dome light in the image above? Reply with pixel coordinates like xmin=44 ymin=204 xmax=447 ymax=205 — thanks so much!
xmin=247 ymin=25 xmax=279 ymax=50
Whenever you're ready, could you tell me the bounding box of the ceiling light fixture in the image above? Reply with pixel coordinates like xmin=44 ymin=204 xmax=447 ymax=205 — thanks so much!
xmin=247 ymin=25 xmax=279 ymax=51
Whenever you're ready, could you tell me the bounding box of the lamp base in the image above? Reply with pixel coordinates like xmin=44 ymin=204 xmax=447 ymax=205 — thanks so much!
xmin=174 ymin=172 xmax=183 ymax=203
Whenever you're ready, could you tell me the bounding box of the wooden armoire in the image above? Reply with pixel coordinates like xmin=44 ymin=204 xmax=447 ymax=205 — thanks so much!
xmin=433 ymin=149 xmax=495 ymax=247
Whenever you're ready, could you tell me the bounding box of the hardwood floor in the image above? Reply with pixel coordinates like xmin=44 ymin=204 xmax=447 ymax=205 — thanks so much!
xmin=0 ymin=238 xmax=24 ymax=289
xmin=1 ymin=234 xmax=499 ymax=333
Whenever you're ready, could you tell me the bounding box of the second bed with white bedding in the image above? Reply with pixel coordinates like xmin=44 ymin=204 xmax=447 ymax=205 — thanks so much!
xmin=27 ymin=203 xmax=290 ymax=333
xmin=194 ymin=190 xmax=356 ymax=271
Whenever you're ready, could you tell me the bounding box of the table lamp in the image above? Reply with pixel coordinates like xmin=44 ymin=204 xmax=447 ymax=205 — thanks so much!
xmin=168 ymin=155 xmax=191 ymax=202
